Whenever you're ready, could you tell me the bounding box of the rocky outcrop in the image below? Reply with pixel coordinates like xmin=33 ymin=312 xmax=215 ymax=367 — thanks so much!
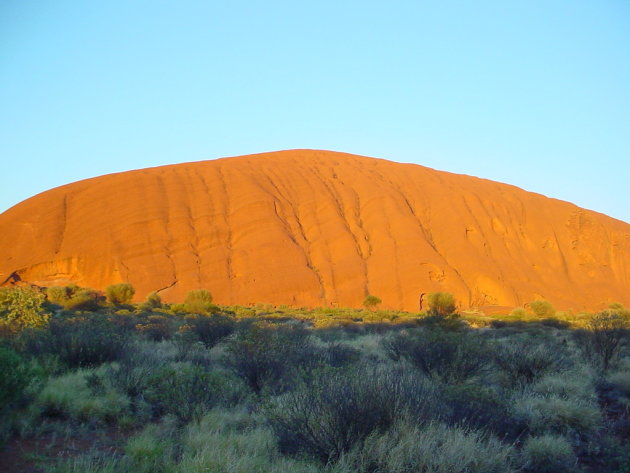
xmin=1 ymin=150 xmax=629 ymax=312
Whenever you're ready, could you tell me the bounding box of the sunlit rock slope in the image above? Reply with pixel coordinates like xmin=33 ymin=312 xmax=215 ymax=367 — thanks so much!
xmin=1 ymin=150 xmax=629 ymax=312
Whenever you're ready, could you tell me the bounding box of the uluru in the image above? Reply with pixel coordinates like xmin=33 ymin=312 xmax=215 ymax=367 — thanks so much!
xmin=1 ymin=149 xmax=629 ymax=312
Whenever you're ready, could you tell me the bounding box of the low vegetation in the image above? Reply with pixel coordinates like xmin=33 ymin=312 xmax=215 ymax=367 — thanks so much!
xmin=0 ymin=285 xmax=628 ymax=472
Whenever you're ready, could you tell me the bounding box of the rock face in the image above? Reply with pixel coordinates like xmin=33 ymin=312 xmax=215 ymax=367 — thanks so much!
xmin=1 ymin=150 xmax=629 ymax=312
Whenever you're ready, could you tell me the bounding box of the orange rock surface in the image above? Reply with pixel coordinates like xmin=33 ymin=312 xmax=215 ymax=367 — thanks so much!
xmin=1 ymin=150 xmax=629 ymax=312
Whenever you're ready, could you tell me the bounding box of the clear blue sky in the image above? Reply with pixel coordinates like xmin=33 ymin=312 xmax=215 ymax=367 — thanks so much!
xmin=1 ymin=0 xmax=629 ymax=223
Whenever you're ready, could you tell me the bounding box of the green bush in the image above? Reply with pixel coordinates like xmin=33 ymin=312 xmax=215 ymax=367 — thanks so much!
xmin=36 ymin=368 xmax=130 ymax=424
xmin=510 ymin=307 xmax=528 ymax=318
xmin=529 ymin=300 xmax=556 ymax=318
xmin=105 ymin=283 xmax=135 ymax=306
xmin=125 ymin=420 xmax=177 ymax=473
xmin=0 ymin=286 xmax=49 ymax=331
xmin=521 ymin=434 xmax=577 ymax=473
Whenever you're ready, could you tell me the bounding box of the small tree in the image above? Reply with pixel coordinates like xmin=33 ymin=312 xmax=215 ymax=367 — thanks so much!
xmin=363 ymin=294 xmax=382 ymax=311
xmin=427 ymin=292 xmax=457 ymax=317
xmin=106 ymin=283 xmax=135 ymax=306
xmin=579 ymin=311 xmax=629 ymax=372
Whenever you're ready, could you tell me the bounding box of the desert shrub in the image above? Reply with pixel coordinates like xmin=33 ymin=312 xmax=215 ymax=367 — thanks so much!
xmin=266 ymin=365 xmax=440 ymax=462
xmin=529 ymin=300 xmax=556 ymax=318
xmin=36 ymin=368 xmax=130 ymax=424
xmin=494 ymin=337 xmax=571 ymax=386
xmin=332 ymin=421 xmax=517 ymax=473
xmin=46 ymin=284 xmax=105 ymax=311
xmin=105 ymin=283 xmax=135 ymax=306
xmin=441 ymin=383 xmax=525 ymax=439
xmin=172 ymin=331 xmax=214 ymax=366
xmin=575 ymin=311 xmax=629 ymax=372
xmin=46 ymin=286 xmax=72 ymax=307
xmin=510 ymin=307 xmax=528 ymax=318
xmin=362 ymin=294 xmax=381 ymax=310
xmin=0 ymin=286 xmax=48 ymax=331
xmin=322 ymin=342 xmax=362 ymax=367
xmin=139 ymin=291 xmax=162 ymax=311
xmin=521 ymin=434 xmax=577 ymax=473
xmin=224 ymin=323 xmax=320 ymax=394
xmin=105 ymin=365 xmax=153 ymax=421
xmin=48 ymin=316 xmax=129 ymax=368
xmin=144 ymin=363 xmax=245 ymax=423
xmin=427 ymin=292 xmax=457 ymax=317
xmin=185 ymin=313 xmax=236 ymax=348
xmin=384 ymin=327 xmax=492 ymax=383
xmin=135 ymin=315 xmax=176 ymax=341
xmin=103 ymin=340 xmax=180 ymax=418
xmin=63 ymin=287 xmax=105 ymax=311
xmin=184 ymin=289 xmax=214 ymax=314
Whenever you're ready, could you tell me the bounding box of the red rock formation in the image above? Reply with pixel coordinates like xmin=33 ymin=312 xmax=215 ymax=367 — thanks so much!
xmin=1 ymin=150 xmax=629 ymax=312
